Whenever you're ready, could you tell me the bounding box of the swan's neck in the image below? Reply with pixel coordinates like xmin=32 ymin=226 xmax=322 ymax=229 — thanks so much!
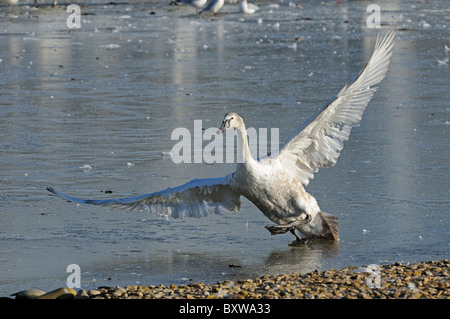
xmin=236 ymin=125 xmax=255 ymax=166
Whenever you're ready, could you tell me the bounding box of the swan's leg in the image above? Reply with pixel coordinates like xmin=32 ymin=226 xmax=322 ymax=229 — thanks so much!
xmin=265 ymin=214 xmax=311 ymax=236
xmin=290 ymin=229 xmax=303 ymax=241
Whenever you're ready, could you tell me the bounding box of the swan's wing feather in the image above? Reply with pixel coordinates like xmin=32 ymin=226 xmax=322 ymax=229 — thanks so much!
xmin=276 ymin=28 xmax=395 ymax=186
xmin=47 ymin=174 xmax=241 ymax=218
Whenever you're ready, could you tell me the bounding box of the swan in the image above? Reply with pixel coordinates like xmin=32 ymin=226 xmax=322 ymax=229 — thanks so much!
xmin=47 ymin=29 xmax=395 ymax=243
xmin=198 ymin=0 xmax=224 ymax=16
xmin=239 ymin=0 xmax=259 ymax=14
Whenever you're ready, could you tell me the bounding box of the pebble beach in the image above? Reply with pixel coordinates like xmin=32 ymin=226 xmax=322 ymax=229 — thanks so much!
xmin=9 ymin=259 xmax=449 ymax=299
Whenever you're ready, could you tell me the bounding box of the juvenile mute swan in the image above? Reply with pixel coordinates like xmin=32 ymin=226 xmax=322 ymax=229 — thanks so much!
xmin=47 ymin=29 xmax=395 ymax=243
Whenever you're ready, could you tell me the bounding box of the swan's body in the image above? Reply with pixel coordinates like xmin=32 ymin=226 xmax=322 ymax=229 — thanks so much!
xmin=239 ymin=0 xmax=259 ymax=14
xmin=198 ymin=0 xmax=224 ymax=16
xmin=47 ymin=29 xmax=395 ymax=243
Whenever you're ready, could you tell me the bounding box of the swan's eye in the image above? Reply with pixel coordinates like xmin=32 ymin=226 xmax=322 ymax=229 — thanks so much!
xmin=230 ymin=117 xmax=234 ymax=120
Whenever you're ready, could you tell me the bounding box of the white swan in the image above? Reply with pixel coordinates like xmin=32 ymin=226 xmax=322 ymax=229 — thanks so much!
xmin=198 ymin=0 xmax=224 ymax=16
xmin=239 ymin=0 xmax=259 ymax=14
xmin=47 ymin=29 xmax=395 ymax=243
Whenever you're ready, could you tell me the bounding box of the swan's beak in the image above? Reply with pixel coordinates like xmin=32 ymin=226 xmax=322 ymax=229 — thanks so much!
xmin=217 ymin=121 xmax=227 ymax=134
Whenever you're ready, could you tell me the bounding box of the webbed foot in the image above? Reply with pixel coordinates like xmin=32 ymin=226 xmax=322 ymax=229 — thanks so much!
xmin=288 ymin=232 xmax=312 ymax=246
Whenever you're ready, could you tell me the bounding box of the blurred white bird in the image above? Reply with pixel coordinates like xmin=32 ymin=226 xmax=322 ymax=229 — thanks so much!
xmin=47 ymin=29 xmax=395 ymax=243
xmin=170 ymin=0 xmax=208 ymax=12
xmin=239 ymin=0 xmax=259 ymax=14
xmin=199 ymin=0 xmax=224 ymax=16
xmin=31 ymin=0 xmax=58 ymax=7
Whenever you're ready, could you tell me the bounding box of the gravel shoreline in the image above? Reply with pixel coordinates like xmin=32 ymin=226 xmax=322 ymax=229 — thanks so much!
xmin=9 ymin=259 xmax=449 ymax=299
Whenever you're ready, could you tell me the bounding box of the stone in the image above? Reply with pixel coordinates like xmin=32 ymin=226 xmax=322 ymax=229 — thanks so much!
xmin=12 ymin=289 xmax=46 ymax=299
xmin=88 ymin=289 xmax=102 ymax=296
xmin=75 ymin=289 xmax=90 ymax=299
xmin=36 ymin=287 xmax=77 ymax=299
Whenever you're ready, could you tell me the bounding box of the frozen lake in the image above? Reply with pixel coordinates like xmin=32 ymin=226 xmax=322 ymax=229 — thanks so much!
xmin=0 ymin=0 xmax=448 ymax=296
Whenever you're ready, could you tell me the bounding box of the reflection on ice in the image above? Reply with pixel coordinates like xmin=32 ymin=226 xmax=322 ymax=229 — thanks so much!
xmin=89 ymin=240 xmax=339 ymax=288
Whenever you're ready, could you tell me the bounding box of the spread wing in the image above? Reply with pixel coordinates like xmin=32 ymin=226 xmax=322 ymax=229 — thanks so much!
xmin=47 ymin=174 xmax=241 ymax=218
xmin=276 ymin=28 xmax=395 ymax=186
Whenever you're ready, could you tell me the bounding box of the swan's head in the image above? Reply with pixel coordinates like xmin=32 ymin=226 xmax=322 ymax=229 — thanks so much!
xmin=218 ymin=112 xmax=243 ymax=134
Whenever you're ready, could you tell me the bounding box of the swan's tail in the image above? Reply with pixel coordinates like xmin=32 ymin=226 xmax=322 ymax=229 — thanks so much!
xmin=319 ymin=211 xmax=339 ymax=240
